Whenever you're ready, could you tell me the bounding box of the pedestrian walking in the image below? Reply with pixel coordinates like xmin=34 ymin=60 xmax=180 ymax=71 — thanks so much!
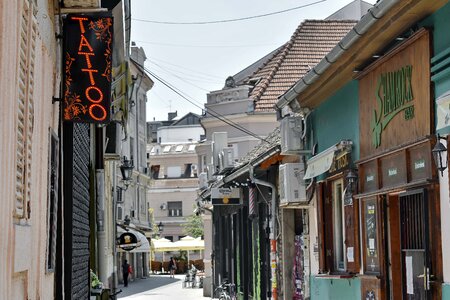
xmin=168 ymin=257 xmax=177 ymax=278
xmin=122 ymin=259 xmax=132 ymax=287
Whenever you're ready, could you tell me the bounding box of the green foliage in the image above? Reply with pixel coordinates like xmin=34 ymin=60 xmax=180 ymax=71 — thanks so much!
xmin=182 ymin=213 xmax=204 ymax=238
xmin=90 ymin=269 xmax=102 ymax=289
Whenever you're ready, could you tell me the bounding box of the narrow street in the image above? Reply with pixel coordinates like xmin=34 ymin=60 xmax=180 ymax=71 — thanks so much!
xmin=118 ymin=274 xmax=209 ymax=300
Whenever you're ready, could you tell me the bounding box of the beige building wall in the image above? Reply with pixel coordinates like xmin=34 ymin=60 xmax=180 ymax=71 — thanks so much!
xmin=0 ymin=0 xmax=59 ymax=299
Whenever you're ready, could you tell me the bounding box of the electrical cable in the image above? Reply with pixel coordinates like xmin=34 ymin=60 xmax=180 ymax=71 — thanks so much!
xmin=131 ymin=58 xmax=269 ymax=142
xmin=134 ymin=40 xmax=279 ymax=49
xmin=132 ymin=0 xmax=326 ymax=25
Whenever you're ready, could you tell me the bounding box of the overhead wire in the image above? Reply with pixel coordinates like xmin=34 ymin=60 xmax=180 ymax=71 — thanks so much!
xmin=131 ymin=58 xmax=269 ymax=143
xmin=148 ymin=60 xmax=222 ymax=85
xmin=134 ymin=40 xmax=279 ymax=49
xmin=132 ymin=0 xmax=326 ymax=25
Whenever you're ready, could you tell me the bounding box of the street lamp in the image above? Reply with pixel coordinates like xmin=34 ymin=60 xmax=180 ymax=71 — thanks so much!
xmin=432 ymin=134 xmax=448 ymax=176
xmin=120 ymin=156 xmax=134 ymax=189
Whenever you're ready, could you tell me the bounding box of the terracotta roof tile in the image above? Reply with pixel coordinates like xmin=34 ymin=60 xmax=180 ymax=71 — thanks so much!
xmin=242 ymin=20 xmax=357 ymax=112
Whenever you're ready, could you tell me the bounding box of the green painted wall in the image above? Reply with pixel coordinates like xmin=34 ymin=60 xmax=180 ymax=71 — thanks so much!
xmin=420 ymin=2 xmax=450 ymax=134
xmin=443 ymin=283 xmax=450 ymax=300
xmin=310 ymin=276 xmax=361 ymax=300
xmin=310 ymin=80 xmax=360 ymax=179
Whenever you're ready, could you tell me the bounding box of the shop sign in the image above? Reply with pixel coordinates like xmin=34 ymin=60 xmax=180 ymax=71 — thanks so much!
xmin=371 ymin=65 xmax=415 ymax=148
xmin=63 ymin=14 xmax=113 ymax=123
xmin=328 ymin=149 xmax=351 ymax=176
xmin=211 ymin=187 xmax=241 ymax=205
xmin=118 ymin=232 xmax=138 ymax=251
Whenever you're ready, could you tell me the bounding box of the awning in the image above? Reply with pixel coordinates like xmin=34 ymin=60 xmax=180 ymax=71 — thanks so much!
xmin=117 ymin=226 xmax=150 ymax=253
xmin=303 ymin=141 xmax=352 ymax=180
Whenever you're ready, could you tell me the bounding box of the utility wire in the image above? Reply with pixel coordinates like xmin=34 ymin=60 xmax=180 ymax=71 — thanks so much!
xmin=135 ymin=40 xmax=279 ymax=49
xmin=132 ymin=0 xmax=326 ymax=25
xmin=149 ymin=57 xmax=223 ymax=80
xmin=149 ymin=70 xmax=267 ymax=142
xmin=148 ymin=60 xmax=222 ymax=85
xmin=132 ymin=58 xmax=269 ymax=143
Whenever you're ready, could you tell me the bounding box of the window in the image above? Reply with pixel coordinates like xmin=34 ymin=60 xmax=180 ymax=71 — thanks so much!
xmin=163 ymin=145 xmax=171 ymax=153
xmin=46 ymin=131 xmax=58 ymax=272
xmin=130 ymin=137 xmax=134 ymax=160
xmin=150 ymin=165 xmax=160 ymax=179
xmin=332 ymin=179 xmax=345 ymax=271
xmin=183 ymin=164 xmax=192 ymax=178
xmin=175 ymin=145 xmax=184 ymax=152
xmin=361 ymin=197 xmax=381 ymax=274
xmin=168 ymin=201 xmax=182 ymax=217
xmin=15 ymin=0 xmax=37 ymax=219
xmin=188 ymin=144 xmax=196 ymax=152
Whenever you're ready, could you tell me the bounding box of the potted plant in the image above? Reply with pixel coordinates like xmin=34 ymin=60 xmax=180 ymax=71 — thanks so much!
xmin=90 ymin=269 xmax=103 ymax=295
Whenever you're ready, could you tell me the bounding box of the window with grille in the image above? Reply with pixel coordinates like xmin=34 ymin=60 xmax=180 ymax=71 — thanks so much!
xmin=15 ymin=0 xmax=37 ymax=219
xmin=168 ymin=201 xmax=182 ymax=217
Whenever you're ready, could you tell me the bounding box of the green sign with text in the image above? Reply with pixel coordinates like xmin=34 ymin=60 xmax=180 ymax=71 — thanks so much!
xmin=371 ymin=65 xmax=415 ymax=148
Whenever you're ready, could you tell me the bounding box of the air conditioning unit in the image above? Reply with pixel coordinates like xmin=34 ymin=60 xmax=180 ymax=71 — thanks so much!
xmin=160 ymin=203 xmax=167 ymax=210
xmin=280 ymin=116 xmax=304 ymax=155
xmin=279 ymin=163 xmax=307 ymax=205
xmin=199 ymin=172 xmax=208 ymax=189
xmin=219 ymin=147 xmax=234 ymax=173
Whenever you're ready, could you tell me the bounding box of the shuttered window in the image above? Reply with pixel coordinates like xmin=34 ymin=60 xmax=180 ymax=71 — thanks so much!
xmin=15 ymin=0 xmax=37 ymax=219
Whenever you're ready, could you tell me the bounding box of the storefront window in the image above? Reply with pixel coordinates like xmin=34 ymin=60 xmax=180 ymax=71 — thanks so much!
xmin=362 ymin=197 xmax=381 ymax=274
xmin=332 ymin=179 xmax=345 ymax=271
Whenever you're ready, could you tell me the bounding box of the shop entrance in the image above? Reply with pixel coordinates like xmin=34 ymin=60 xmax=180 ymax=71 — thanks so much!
xmin=387 ymin=189 xmax=432 ymax=300
xmin=399 ymin=189 xmax=430 ymax=300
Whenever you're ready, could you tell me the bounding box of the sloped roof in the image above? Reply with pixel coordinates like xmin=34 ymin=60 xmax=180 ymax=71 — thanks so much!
xmin=241 ymin=20 xmax=358 ymax=112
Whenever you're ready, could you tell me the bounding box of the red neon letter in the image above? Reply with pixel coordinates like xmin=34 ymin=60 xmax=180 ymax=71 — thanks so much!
xmin=78 ymin=52 xmax=94 ymax=68
xmin=89 ymin=104 xmax=107 ymax=121
xmin=71 ymin=17 xmax=88 ymax=34
xmin=81 ymin=69 xmax=98 ymax=85
xmin=85 ymin=86 xmax=104 ymax=103
xmin=78 ymin=35 xmax=94 ymax=52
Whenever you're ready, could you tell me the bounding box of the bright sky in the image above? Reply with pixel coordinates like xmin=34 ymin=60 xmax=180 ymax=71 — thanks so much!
xmin=130 ymin=0 xmax=377 ymax=122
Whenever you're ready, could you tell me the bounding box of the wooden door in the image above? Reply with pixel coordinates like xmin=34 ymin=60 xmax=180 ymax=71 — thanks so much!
xmin=399 ymin=189 xmax=430 ymax=300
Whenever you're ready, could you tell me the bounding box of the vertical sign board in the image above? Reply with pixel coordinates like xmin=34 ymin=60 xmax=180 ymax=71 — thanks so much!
xmin=63 ymin=14 xmax=113 ymax=123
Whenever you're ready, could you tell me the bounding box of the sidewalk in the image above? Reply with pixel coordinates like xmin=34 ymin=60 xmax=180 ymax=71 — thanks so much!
xmin=118 ymin=274 xmax=210 ymax=299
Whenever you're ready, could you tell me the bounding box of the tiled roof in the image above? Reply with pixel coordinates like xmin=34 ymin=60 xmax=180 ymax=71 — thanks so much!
xmin=242 ymin=20 xmax=358 ymax=112
xmin=235 ymin=126 xmax=281 ymax=169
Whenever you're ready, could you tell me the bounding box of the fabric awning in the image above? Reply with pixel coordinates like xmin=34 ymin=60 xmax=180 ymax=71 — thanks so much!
xmin=117 ymin=226 xmax=150 ymax=253
xmin=303 ymin=144 xmax=338 ymax=180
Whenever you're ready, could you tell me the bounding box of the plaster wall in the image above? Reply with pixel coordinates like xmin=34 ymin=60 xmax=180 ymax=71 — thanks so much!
xmin=0 ymin=0 xmax=59 ymax=299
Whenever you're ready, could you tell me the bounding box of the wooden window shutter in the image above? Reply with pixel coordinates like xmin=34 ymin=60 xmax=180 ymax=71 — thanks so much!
xmin=344 ymin=198 xmax=360 ymax=273
xmin=316 ymin=182 xmax=326 ymax=273
xmin=15 ymin=0 xmax=37 ymax=219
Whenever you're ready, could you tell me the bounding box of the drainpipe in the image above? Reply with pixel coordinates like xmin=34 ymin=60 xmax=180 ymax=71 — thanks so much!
xmin=96 ymin=169 xmax=108 ymax=287
xmin=249 ymin=165 xmax=278 ymax=300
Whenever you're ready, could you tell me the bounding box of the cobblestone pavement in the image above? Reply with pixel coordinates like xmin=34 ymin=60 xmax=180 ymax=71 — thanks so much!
xmin=118 ymin=274 xmax=210 ymax=299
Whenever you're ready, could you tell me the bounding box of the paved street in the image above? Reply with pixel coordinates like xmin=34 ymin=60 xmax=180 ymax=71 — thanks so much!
xmin=118 ymin=274 xmax=210 ymax=299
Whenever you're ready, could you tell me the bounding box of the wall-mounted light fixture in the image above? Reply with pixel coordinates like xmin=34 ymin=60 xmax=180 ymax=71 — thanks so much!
xmin=432 ymin=134 xmax=448 ymax=176
xmin=120 ymin=156 xmax=134 ymax=189
xmin=157 ymin=221 xmax=164 ymax=234
xmin=344 ymin=169 xmax=358 ymax=205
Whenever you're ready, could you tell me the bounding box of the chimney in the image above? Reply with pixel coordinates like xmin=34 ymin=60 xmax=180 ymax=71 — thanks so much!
xmin=168 ymin=111 xmax=177 ymax=121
